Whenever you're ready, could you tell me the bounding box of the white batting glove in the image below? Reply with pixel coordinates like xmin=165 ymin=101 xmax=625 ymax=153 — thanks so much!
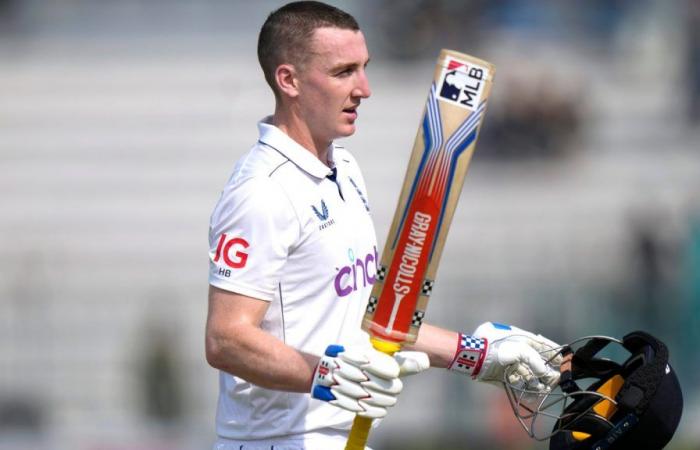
xmin=311 ymin=345 xmax=429 ymax=418
xmin=448 ymin=322 xmax=561 ymax=392
xmin=394 ymin=351 xmax=431 ymax=377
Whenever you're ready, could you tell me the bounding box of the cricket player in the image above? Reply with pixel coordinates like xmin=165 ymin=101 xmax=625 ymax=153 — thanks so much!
xmin=206 ymin=2 xmax=561 ymax=449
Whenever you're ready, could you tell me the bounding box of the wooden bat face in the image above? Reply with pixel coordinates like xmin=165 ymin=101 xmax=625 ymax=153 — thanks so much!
xmin=362 ymin=51 xmax=495 ymax=345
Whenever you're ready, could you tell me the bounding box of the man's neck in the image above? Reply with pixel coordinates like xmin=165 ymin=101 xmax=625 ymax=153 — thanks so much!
xmin=272 ymin=108 xmax=331 ymax=166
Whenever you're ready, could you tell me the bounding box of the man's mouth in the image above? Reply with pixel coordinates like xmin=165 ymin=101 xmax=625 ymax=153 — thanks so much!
xmin=343 ymin=107 xmax=358 ymax=119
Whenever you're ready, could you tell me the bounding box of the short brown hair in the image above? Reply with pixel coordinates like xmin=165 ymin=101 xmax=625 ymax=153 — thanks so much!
xmin=257 ymin=1 xmax=360 ymax=96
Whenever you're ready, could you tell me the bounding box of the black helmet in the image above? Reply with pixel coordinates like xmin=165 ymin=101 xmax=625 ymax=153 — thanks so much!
xmin=503 ymin=331 xmax=683 ymax=450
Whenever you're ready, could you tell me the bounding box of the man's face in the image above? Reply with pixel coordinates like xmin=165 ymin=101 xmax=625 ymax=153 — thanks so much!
xmin=295 ymin=27 xmax=371 ymax=146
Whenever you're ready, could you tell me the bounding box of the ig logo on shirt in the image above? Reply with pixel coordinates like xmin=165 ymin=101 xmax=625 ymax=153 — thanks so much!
xmin=213 ymin=233 xmax=250 ymax=276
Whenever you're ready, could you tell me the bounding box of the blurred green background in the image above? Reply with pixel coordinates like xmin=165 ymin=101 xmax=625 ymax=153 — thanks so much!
xmin=1 ymin=0 xmax=699 ymax=449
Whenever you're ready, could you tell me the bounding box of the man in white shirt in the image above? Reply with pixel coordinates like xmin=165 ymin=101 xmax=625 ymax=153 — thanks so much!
xmin=206 ymin=2 xmax=561 ymax=449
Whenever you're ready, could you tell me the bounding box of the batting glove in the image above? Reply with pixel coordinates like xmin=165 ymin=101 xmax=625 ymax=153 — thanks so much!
xmin=448 ymin=322 xmax=562 ymax=392
xmin=311 ymin=345 xmax=429 ymax=418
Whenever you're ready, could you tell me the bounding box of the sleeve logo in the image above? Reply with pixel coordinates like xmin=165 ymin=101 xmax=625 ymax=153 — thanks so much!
xmin=213 ymin=233 xmax=250 ymax=270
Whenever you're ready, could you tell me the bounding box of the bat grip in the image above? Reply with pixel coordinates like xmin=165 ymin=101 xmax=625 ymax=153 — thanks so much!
xmin=344 ymin=338 xmax=401 ymax=450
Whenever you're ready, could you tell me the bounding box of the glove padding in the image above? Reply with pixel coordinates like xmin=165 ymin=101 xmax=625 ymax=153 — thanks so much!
xmin=311 ymin=345 xmax=429 ymax=418
xmin=473 ymin=322 xmax=562 ymax=392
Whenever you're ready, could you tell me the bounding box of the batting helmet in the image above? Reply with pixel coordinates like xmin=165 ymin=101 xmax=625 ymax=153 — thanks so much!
xmin=503 ymin=331 xmax=683 ymax=450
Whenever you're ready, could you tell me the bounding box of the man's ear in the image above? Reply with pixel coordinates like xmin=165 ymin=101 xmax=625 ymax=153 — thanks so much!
xmin=275 ymin=64 xmax=300 ymax=98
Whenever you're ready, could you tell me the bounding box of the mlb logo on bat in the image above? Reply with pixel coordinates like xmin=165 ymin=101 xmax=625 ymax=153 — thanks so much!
xmin=438 ymin=57 xmax=488 ymax=111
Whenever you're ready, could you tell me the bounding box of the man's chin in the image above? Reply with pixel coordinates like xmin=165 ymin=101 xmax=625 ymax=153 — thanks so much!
xmin=337 ymin=124 xmax=357 ymax=138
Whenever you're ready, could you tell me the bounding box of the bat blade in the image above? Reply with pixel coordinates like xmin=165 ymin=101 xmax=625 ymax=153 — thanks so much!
xmin=345 ymin=49 xmax=495 ymax=450
xmin=362 ymin=49 xmax=495 ymax=346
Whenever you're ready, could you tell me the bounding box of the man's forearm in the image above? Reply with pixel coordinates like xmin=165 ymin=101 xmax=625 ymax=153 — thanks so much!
xmin=404 ymin=323 xmax=459 ymax=368
xmin=206 ymin=322 xmax=319 ymax=392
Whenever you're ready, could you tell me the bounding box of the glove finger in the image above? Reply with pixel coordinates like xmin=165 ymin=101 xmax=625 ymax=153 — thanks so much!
xmin=332 ymin=373 xmax=369 ymax=399
xmin=340 ymin=348 xmax=400 ymax=379
xmin=507 ymin=361 xmax=558 ymax=393
xmin=361 ymin=387 xmax=398 ymax=407
xmin=357 ymin=401 xmax=387 ymax=419
xmin=506 ymin=370 xmax=527 ymax=391
xmin=529 ymin=335 xmax=560 ymax=356
xmin=540 ymin=367 xmax=561 ymax=388
xmin=339 ymin=348 xmax=370 ymax=367
xmin=534 ymin=334 xmax=560 ymax=350
xmin=528 ymin=335 xmax=563 ymax=367
xmin=506 ymin=363 xmax=530 ymax=385
xmin=362 ymin=351 xmax=400 ymax=379
xmin=500 ymin=343 xmax=550 ymax=379
xmin=394 ymin=351 xmax=430 ymax=377
xmin=514 ymin=362 xmax=533 ymax=379
xmin=513 ymin=344 xmax=550 ymax=378
xmin=334 ymin=359 xmax=367 ymax=382
xmin=362 ymin=372 xmax=403 ymax=395
xmin=328 ymin=391 xmax=363 ymax=413
xmin=525 ymin=375 xmax=546 ymax=392
xmin=506 ymin=364 xmax=546 ymax=392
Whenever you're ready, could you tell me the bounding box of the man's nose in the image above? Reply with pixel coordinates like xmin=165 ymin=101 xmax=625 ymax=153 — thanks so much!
xmin=353 ymin=71 xmax=371 ymax=98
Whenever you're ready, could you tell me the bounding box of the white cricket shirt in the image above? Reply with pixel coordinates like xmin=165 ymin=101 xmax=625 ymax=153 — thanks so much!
xmin=208 ymin=118 xmax=378 ymax=441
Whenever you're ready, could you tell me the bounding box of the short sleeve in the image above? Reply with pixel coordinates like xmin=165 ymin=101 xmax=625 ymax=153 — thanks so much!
xmin=208 ymin=177 xmax=299 ymax=300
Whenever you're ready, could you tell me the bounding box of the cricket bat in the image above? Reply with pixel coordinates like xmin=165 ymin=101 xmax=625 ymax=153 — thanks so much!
xmin=345 ymin=49 xmax=495 ymax=450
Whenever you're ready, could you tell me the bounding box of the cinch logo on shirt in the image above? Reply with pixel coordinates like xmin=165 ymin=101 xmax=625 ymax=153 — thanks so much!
xmin=334 ymin=246 xmax=378 ymax=297
xmin=213 ymin=234 xmax=250 ymax=274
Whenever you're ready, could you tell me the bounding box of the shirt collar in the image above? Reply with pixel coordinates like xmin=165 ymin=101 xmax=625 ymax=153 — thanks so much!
xmin=257 ymin=117 xmax=335 ymax=179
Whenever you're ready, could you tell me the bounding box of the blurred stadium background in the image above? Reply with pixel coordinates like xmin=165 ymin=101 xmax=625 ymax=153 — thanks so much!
xmin=1 ymin=0 xmax=699 ymax=449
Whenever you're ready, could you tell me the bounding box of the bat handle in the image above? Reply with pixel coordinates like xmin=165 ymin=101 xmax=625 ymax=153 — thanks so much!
xmin=344 ymin=338 xmax=401 ymax=450
xmin=345 ymin=416 xmax=372 ymax=450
